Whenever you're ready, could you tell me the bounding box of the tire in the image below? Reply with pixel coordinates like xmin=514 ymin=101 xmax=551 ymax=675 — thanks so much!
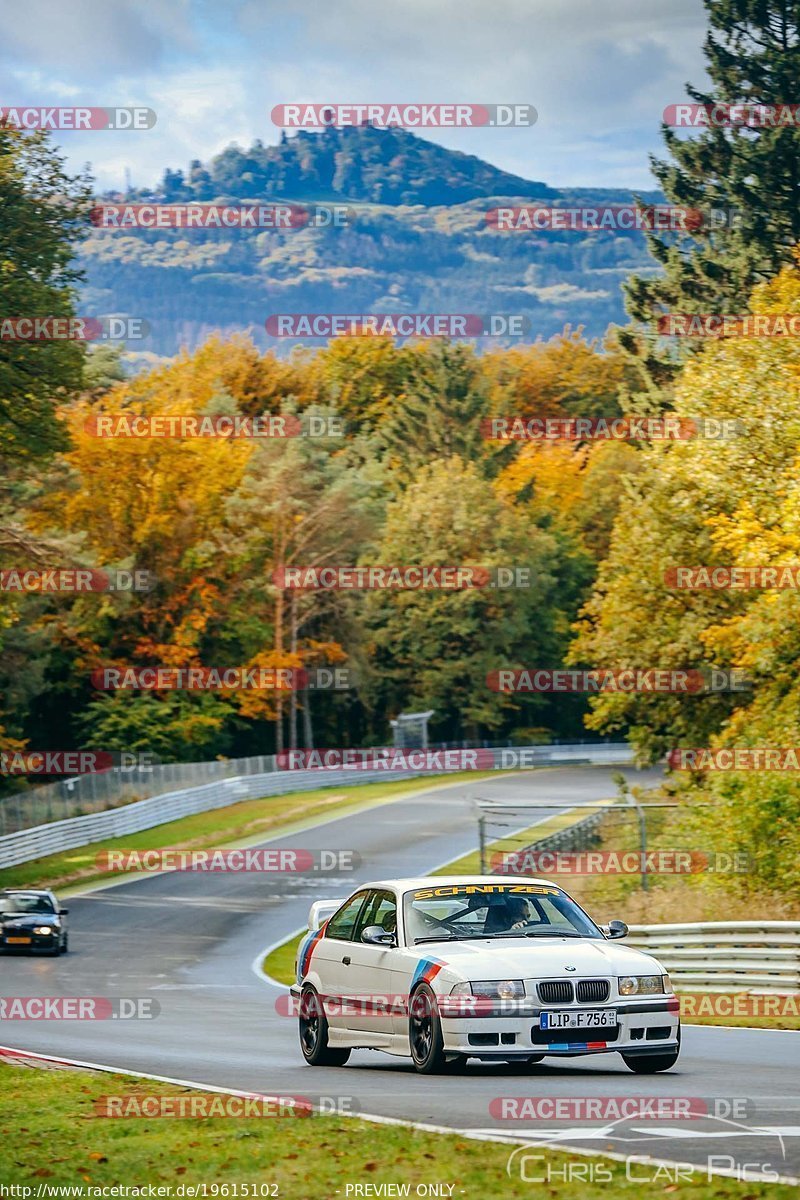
xmin=443 ymin=1053 xmax=468 ymax=1072
xmin=60 ymin=934 xmax=69 ymax=954
xmin=46 ymin=941 xmax=60 ymax=956
xmin=622 ymin=1028 xmax=680 ymax=1074
xmin=409 ymin=984 xmax=448 ymax=1074
xmin=298 ymin=987 xmax=350 ymax=1067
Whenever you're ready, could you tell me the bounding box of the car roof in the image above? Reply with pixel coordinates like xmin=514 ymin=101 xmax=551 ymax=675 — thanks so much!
xmin=357 ymin=875 xmax=562 ymax=892
xmin=0 ymin=888 xmax=54 ymax=896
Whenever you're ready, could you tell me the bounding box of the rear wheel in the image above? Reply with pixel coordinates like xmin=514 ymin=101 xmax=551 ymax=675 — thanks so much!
xmin=409 ymin=984 xmax=448 ymax=1074
xmin=299 ymin=987 xmax=350 ymax=1067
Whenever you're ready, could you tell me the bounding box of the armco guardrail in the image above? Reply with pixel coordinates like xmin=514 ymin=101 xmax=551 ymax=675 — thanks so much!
xmin=0 ymin=768 xmax=408 ymax=870
xmin=0 ymin=742 xmax=633 ymax=870
xmin=0 ymin=740 xmax=633 ymax=835
xmin=627 ymin=921 xmax=800 ymax=993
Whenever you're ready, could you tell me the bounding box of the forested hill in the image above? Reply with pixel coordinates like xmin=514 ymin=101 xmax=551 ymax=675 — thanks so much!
xmin=159 ymin=123 xmax=558 ymax=206
xmin=82 ymin=125 xmax=661 ymax=359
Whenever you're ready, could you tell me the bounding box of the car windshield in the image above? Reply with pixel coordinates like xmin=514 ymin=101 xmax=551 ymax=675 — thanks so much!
xmin=404 ymin=883 xmax=603 ymax=943
xmin=0 ymin=894 xmax=55 ymax=915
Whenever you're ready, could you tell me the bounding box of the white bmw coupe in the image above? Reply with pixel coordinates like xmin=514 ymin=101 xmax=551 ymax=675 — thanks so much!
xmin=292 ymin=875 xmax=680 ymax=1074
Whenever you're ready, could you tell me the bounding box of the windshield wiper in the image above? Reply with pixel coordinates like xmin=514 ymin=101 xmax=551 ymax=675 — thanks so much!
xmin=413 ymin=934 xmax=485 ymax=944
xmin=485 ymin=929 xmax=587 ymax=939
xmin=522 ymin=929 xmax=587 ymax=938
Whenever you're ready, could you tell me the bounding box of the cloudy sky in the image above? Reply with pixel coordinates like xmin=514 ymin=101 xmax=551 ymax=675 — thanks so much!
xmin=1 ymin=0 xmax=710 ymax=193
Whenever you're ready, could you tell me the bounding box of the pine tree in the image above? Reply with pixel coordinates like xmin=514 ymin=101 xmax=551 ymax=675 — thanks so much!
xmin=378 ymin=341 xmax=490 ymax=483
xmin=622 ymin=0 xmax=800 ymax=388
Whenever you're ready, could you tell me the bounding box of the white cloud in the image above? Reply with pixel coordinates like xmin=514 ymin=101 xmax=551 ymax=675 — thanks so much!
xmin=3 ymin=0 xmax=712 ymax=191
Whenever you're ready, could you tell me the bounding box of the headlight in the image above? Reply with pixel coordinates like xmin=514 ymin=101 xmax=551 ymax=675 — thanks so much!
xmin=618 ymin=975 xmax=664 ymax=996
xmin=662 ymin=973 xmax=673 ymax=994
xmin=450 ymin=980 xmax=525 ymax=999
xmin=34 ymin=926 xmax=54 ymax=935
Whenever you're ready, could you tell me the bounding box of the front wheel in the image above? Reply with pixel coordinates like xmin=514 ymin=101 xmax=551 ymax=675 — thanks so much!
xmin=622 ymin=1050 xmax=680 ymax=1073
xmin=299 ymin=987 xmax=350 ymax=1066
xmin=622 ymin=1025 xmax=680 ymax=1074
xmin=409 ymin=984 xmax=448 ymax=1074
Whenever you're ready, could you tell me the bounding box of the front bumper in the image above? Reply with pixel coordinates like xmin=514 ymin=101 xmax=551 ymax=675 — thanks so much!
xmin=0 ymin=929 xmax=59 ymax=950
xmin=438 ymin=998 xmax=679 ymax=1057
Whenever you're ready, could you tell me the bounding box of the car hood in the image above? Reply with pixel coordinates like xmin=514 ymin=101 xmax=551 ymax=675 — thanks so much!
xmin=414 ymin=937 xmax=664 ymax=979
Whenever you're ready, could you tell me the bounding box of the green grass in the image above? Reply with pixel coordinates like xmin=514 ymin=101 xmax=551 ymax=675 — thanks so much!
xmin=264 ymin=931 xmax=305 ymax=984
xmin=1 ymin=1061 xmax=796 ymax=1195
xmin=0 ymin=772 xmax=499 ymax=894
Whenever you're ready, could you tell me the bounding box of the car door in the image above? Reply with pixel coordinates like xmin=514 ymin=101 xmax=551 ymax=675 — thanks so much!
xmin=309 ymin=890 xmax=369 ymax=1032
xmin=338 ymin=889 xmax=399 ymax=1040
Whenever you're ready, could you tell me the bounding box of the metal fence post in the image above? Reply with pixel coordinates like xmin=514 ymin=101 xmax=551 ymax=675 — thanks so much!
xmin=628 ymin=794 xmax=648 ymax=890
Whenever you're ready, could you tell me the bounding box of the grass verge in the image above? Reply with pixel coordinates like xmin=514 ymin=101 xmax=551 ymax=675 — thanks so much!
xmin=1 ymin=1060 xmax=797 ymax=1196
xmin=0 ymin=772 xmax=498 ymax=894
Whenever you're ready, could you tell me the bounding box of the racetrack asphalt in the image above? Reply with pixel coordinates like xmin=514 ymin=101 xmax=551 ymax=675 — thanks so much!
xmin=1 ymin=765 xmax=798 ymax=1181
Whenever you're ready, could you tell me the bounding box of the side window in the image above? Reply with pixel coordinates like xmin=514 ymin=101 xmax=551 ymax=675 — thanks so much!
xmin=355 ymin=890 xmax=397 ymax=942
xmin=325 ymin=892 xmax=368 ymax=942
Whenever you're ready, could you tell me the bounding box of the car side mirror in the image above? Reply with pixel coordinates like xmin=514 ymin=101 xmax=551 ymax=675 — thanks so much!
xmin=59 ymin=909 xmax=69 ymax=916
xmin=361 ymin=924 xmax=396 ymax=946
xmin=604 ymin=919 xmax=628 ymax=940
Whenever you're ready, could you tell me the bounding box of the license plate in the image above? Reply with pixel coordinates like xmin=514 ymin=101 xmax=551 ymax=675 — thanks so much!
xmin=6 ymin=937 xmax=31 ymax=945
xmin=540 ymin=1009 xmax=617 ymax=1030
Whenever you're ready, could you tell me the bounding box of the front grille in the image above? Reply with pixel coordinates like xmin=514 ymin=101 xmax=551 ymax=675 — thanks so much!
xmin=576 ymin=979 xmax=610 ymax=1003
xmin=538 ymin=981 xmax=574 ymax=1004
